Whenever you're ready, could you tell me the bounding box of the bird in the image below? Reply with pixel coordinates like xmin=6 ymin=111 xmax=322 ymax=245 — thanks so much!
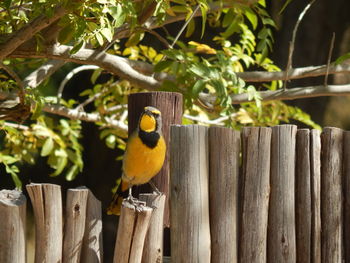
xmin=107 ymin=106 xmax=166 ymax=215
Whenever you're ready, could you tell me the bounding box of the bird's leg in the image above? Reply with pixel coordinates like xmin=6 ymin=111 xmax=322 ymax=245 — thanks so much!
xmin=149 ymin=180 xmax=162 ymax=195
xmin=126 ymin=185 xmax=146 ymax=209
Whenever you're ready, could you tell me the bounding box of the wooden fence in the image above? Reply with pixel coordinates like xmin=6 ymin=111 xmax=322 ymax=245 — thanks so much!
xmin=0 ymin=124 xmax=349 ymax=263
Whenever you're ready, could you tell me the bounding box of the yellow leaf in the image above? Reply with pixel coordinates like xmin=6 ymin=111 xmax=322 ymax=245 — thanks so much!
xmin=236 ymin=108 xmax=253 ymax=124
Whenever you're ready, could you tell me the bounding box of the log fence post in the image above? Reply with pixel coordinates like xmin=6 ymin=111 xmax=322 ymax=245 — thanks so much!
xmin=26 ymin=183 xmax=63 ymax=263
xmin=240 ymin=127 xmax=271 ymax=263
xmin=0 ymin=189 xmax=26 ymax=263
xmin=170 ymin=125 xmax=211 ymax=263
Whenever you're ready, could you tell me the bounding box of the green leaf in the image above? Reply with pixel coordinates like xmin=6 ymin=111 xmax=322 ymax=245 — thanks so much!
xmin=5 ymin=165 xmax=22 ymax=189
xmin=171 ymin=5 xmax=188 ymax=13
xmin=95 ymin=32 xmax=104 ymax=46
xmin=65 ymin=165 xmax=78 ymax=181
xmin=70 ymin=40 xmax=84 ymax=54
xmin=41 ymin=138 xmax=54 ymax=157
xmin=154 ymin=60 xmax=173 ymax=72
xmin=192 ymin=79 xmax=206 ymax=96
xmin=100 ymin=28 xmax=113 ymax=42
xmin=199 ymin=4 xmax=208 ymax=37
xmin=58 ymin=25 xmax=74 ymax=44
xmin=335 ymin=52 xmax=350 ymax=64
xmin=185 ymin=19 xmax=195 ymax=38
xmin=109 ymin=4 xmax=126 ymax=27
xmin=91 ymin=68 xmax=103 ymax=84
xmin=106 ymin=134 xmax=116 ymax=149
xmin=189 ymin=63 xmax=209 ymax=77
xmin=221 ymin=16 xmax=241 ymax=38
xmin=245 ymin=8 xmax=258 ymax=30
xmin=125 ymin=31 xmax=144 ymax=47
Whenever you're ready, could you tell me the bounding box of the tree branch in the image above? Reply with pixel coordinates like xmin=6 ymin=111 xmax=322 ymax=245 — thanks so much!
xmin=0 ymin=5 xmax=66 ymax=60
xmin=199 ymin=84 xmax=350 ymax=105
xmin=11 ymin=44 xmax=164 ymax=90
xmin=42 ymin=104 xmax=128 ymax=137
xmin=23 ymin=60 xmax=66 ymax=88
xmin=236 ymin=62 xmax=350 ymax=82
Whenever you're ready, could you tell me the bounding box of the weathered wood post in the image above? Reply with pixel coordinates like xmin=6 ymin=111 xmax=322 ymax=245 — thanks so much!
xmin=170 ymin=125 xmax=211 ymax=262
xmin=63 ymin=187 xmax=89 ymax=263
xmin=295 ymin=129 xmax=311 ymax=263
xmin=0 ymin=189 xmax=26 ymax=263
xmin=128 ymin=91 xmax=183 ymax=227
xmin=344 ymin=131 xmax=350 ymax=262
xmin=267 ymin=125 xmax=297 ymax=263
xmin=26 ymin=183 xmax=63 ymax=263
xmin=310 ymin=129 xmax=321 ymax=263
xmin=209 ymin=126 xmax=240 ymax=263
xmin=113 ymin=202 xmax=153 ymax=263
xmin=81 ymin=189 xmax=103 ymax=263
xmin=240 ymin=127 xmax=271 ymax=263
xmin=321 ymin=127 xmax=343 ymax=262
xmin=139 ymin=193 xmax=166 ymax=263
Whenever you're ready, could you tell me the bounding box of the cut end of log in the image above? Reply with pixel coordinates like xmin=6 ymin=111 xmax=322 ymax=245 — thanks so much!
xmin=0 ymin=189 xmax=26 ymax=206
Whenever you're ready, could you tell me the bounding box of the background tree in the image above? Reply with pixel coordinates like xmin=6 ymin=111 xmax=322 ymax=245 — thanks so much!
xmin=0 ymin=0 xmax=350 ymax=261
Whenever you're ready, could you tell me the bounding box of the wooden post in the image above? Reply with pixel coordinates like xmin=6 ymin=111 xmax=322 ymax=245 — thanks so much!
xmin=344 ymin=131 xmax=350 ymax=262
xmin=81 ymin=189 xmax=103 ymax=263
xmin=310 ymin=129 xmax=321 ymax=263
xmin=295 ymin=129 xmax=311 ymax=263
xmin=0 ymin=190 xmax=26 ymax=263
xmin=63 ymin=188 xmax=89 ymax=263
xmin=113 ymin=201 xmax=153 ymax=263
xmin=128 ymin=91 xmax=183 ymax=227
xmin=267 ymin=125 xmax=297 ymax=263
xmin=26 ymin=183 xmax=63 ymax=263
xmin=209 ymin=126 xmax=240 ymax=263
xmin=139 ymin=193 xmax=166 ymax=263
xmin=240 ymin=127 xmax=271 ymax=263
xmin=321 ymin=127 xmax=343 ymax=262
xmin=170 ymin=125 xmax=211 ymax=263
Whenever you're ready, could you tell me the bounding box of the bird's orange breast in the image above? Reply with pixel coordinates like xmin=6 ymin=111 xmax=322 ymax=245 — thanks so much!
xmin=122 ymin=132 xmax=166 ymax=185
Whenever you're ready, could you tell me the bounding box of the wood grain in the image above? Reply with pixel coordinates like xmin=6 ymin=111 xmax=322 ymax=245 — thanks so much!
xmin=209 ymin=126 xmax=240 ymax=263
xmin=81 ymin=189 xmax=103 ymax=263
xmin=26 ymin=183 xmax=63 ymax=263
xmin=170 ymin=125 xmax=211 ymax=263
xmin=310 ymin=129 xmax=321 ymax=263
xmin=267 ymin=125 xmax=297 ymax=263
xmin=0 ymin=190 xmax=26 ymax=263
xmin=344 ymin=131 xmax=350 ymax=263
xmin=240 ymin=127 xmax=271 ymax=263
xmin=321 ymin=127 xmax=343 ymax=262
xmin=295 ymin=129 xmax=311 ymax=263
xmin=140 ymin=193 xmax=166 ymax=263
xmin=128 ymin=91 xmax=183 ymax=227
xmin=113 ymin=201 xmax=153 ymax=263
xmin=63 ymin=188 xmax=89 ymax=263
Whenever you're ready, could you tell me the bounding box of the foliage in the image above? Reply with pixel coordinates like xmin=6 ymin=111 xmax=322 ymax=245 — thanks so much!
xmin=0 ymin=0 xmax=320 ymax=187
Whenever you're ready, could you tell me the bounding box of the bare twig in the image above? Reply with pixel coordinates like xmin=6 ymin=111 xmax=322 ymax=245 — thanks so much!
xmin=0 ymin=5 xmax=66 ymax=60
xmin=3 ymin=121 xmax=29 ymax=130
xmin=199 ymin=83 xmax=350 ymax=105
xmin=183 ymin=113 xmax=237 ymax=125
xmin=324 ymin=33 xmax=335 ymax=86
xmin=236 ymin=62 xmax=350 ymax=82
xmin=283 ymin=0 xmax=315 ymax=90
xmin=57 ymin=65 xmax=99 ymax=104
xmin=42 ymin=104 xmax=128 ymax=136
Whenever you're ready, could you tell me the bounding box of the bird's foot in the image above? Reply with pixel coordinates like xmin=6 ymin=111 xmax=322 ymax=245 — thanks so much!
xmin=149 ymin=181 xmax=162 ymax=196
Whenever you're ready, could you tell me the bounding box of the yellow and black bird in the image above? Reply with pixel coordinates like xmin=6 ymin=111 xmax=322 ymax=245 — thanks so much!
xmin=107 ymin=106 xmax=166 ymax=215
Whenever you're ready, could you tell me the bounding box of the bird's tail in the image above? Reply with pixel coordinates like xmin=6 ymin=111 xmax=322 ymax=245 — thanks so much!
xmin=107 ymin=179 xmax=129 ymax=216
